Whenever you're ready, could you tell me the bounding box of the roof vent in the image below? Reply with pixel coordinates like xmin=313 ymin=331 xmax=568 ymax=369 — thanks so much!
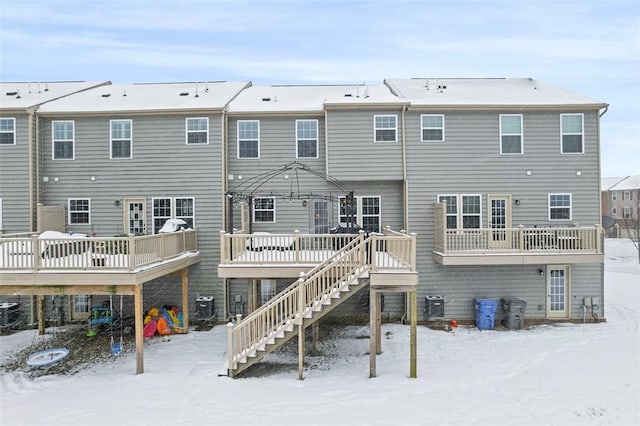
xmin=344 ymin=93 xmax=352 ymax=97
xmin=180 ymin=92 xmax=189 ymax=96
xmin=6 ymin=91 xmax=18 ymax=96
xmin=101 ymin=93 xmax=111 ymax=98
xmin=262 ymin=97 xmax=271 ymax=102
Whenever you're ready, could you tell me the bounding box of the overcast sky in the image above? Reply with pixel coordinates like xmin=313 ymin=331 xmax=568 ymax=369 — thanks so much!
xmin=0 ymin=0 xmax=638 ymax=177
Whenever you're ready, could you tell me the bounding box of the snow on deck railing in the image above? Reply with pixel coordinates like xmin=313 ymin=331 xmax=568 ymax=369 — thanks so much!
xmin=0 ymin=229 xmax=198 ymax=271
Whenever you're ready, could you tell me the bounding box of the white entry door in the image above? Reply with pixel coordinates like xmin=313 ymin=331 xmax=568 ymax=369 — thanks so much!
xmin=124 ymin=198 xmax=146 ymax=235
xmin=547 ymin=266 xmax=570 ymax=319
xmin=488 ymin=194 xmax=512 ymax=249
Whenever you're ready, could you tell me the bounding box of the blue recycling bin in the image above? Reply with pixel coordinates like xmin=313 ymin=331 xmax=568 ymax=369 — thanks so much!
xmin=474 ymin=298 xmax=497 ymax=330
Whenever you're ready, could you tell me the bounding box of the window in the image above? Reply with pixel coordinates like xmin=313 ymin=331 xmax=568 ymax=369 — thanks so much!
xmin=110 ymin=119 xmax=132 ymax=159
xmin=338 ymin=195 xmax=381 ymax=233
xmin=374 ymin=115 xmax=397 ymax=142
xmin=152 ymin=197 xmax=195 ymax=233
xmin=437 ymin=195 xmax=458 ymax=229
xmin=549 ymin=193 xmax=572 ymax=221
xmin=253 ymin=197 xmax=275 ymax=223
xmin=421 ymin=114 xmax=444 ymax=142
xmin=437 ymin=194 xmax=481 ymax=229
xmin=623 ymin=207 xmax=631 ymax=219
xmin=53 ymin=121 xmax=75 ymax=159
xmin=623 ymin=191 xmax=631 ymax=201
xmin=0 ymin=117 xmax=16 ymax=145
xmin=561 ymin=114 xmax=583 ymax=154
xmin=68 ymin=199 xmax=90 ymax=224
xmin=462 ymin=195 xmax=481 ymax=228
xmin=238 ymin=120 xmax=259 ymax=158
xmin=186 ymin=117 xmax=209 ymax=144
xmin=500 ymin=114 xmax=523 ymax=154
xmin=611 ymin=191 xmax=617 ymax=201
xmin=296 ymin=119 xmax=318 ymax=158
xmin=73 ymin=295 xmax=90 ymax=315
xmin=611 ymin=207 xmax=617 ymax=217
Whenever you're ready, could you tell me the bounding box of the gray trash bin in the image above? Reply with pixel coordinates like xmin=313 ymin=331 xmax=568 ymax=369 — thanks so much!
xmin=502 ymin=297 xmax=527 ymax=330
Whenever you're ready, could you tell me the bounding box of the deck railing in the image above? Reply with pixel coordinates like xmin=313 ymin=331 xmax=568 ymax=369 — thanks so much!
xmin=0 ymin=230 xmax=198 ymax=271
xmin=226 ymin=228 xmax=415 ymax=372
xmin=433 ymin=202 xmax=603 ymax=255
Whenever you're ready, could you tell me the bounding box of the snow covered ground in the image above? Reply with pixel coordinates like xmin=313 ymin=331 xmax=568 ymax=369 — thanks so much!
xmin=1 ymin=239 xmax=638 ymax=426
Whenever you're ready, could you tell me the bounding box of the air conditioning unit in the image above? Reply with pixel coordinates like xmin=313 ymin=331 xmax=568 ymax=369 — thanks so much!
xmin=0 ymin=302 xmax=21 ymax=327
xmin=425 ymin=296 xmax=445 ymax=320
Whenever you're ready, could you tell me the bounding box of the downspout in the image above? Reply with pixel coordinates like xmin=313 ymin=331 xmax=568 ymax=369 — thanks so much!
xmin=324 ymin=108 xmax=329 ymax=179
xmin=401 ymin=104 xmax=408 ymax=230
xmin=221 ymin=108 xmax=228 ymax=232
xmin=597 ymin=105 xmax=608 ymax=318
xmin=27 ymin=108 xmax=35 ymax=232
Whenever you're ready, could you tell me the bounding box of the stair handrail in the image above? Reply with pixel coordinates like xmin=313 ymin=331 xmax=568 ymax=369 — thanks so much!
xmin=228 ymin=232 xmax=367 ymax=370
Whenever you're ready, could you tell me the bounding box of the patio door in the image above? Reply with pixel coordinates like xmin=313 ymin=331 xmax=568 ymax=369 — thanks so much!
xmin=547 ymin=266 xmax=570 ymax=319
xmin=124 ymin=198 xmax=146 ymax=235
xmin=488 ymin=194 xmax=511 ymax=248
xmin=311 ymin=200 xmax=330 ymax=234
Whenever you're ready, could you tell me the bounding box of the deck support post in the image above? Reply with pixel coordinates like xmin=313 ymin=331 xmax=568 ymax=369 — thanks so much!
xmin=37 ymin=296 xmax=45 ymax=335
xmin=134 ymin=283 xmax=144 ymax=374
xmin=369 ymin=289 xmax=378 ymax=378
xmin=181 ymin=269 xmax=189 ymax=333
xmin=409 ymin=289 xmax=417 ymax=378
xmin=376 ymin=292 xmax=382 ymax=354
xmin=298 ymin=322 xmax=305 ymax=380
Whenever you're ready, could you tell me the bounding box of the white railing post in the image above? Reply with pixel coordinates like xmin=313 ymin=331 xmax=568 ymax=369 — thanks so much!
xmin=595 ymin=224 xmax=602 ymax=253
xmin=297 ymin=275 xmax=306 ymax=321
xmin=518 ymin=225 xmax=525 ymax=252
xmin=294 ymin=230 xmax=300 ymax=263
xmin=128 ymin=235 xmax=135 ymax=271
xmin=219 ymin=230 xmax=227 ymax=263
xmin=227 ymin=321 xmax=235 ymax=372
xmin=32 ymin=235 xmax=40 ymax=271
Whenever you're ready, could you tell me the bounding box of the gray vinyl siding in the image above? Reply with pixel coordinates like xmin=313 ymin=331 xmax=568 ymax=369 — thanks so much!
xmin=0 ymin=114 xmax=32 ymax=232
xmin=402 ymin=109 xmax=603 ymax=321
xmin=38 ymin=114 xmax=225 ymax=307
xmin=326 ymin=109 xmax=404 ymax=181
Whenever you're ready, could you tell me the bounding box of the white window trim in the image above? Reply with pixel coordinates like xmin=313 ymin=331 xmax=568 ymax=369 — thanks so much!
xmin=110 ymin=119 xmax=133 ymax=159
xmin=499 ymin=114 xmax=523 ymax=155
xmin=237 ymin=120 xmax=260 ymax=159
xmin=623 ymin=207 xmax=631 ymax=219
xmin=611 ymin=191 xmax=617 ymax=201
xmin=437 ymin=194 xmax=483 ymax=229
xmin=338 ymin=195 xmax=382 ymax=233
xmin=0 ymin=117 xmax=16 ymax=145
xmin=185 ymin=117 xmax=209 ymax=145
xmin=373 ymin=115 xmax=397 ymax=143
xmin=548 ymin=193 xmax=572 ymax=221
xmin=560 ymin=113 xmax=584 ymax=154
xmin=52 ymin=120 xmax=75 ymax=160
xmin=623 ymin=191 xmax=631 ymax=201
xmin=611 ymin=207 xmax=617 ymax=217
xmin=68 ymin=198 xmax=91 ymax=225
xmin=420 ymin=114 xmax=445 ymax=142
xmin=151 ymin=197 xmax=196 ymax=233
xmin=295 ymin=119 xmax=319 ymax=159
xmin=253 ymin=196 xmax=276 ymax=223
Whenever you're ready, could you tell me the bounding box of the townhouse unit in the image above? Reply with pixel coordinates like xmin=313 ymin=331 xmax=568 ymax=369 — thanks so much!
xmin=1 ymin=78 xmax=607 ymax=368
xmin=601 ymin=175 xmax=640 ymax=238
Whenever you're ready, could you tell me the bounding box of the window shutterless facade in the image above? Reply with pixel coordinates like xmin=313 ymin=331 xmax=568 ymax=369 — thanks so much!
xmin=110 ymin=119 xmax=132 ymax=159
xmin=437 ymin=194 xmax=482 ymax=229
xmin=500 ymin=114 xmax=523 ymax=154
xmin=374 ymin=115 xmax=397 ymax=142
xmin=623 ymin=191 xmax=631 ymax=201
xmin=421 ymin=114 xmax=444 ymax=142
xmin=186 ymin=117 xmax=209 ymax=144
xmin=253 ymin=197 xmax=275 ymax=223
xmin=560 ymin=113 xmax=584 ymax=154
xmin=0 ymin=117 xmax=16 ymax=145
xmin=296 ymin=119 xmax=318 ymax=158
xmin=68 ymin=198 xmax=90 ymax=224
xmin=611 ymin=191 xmax=617 ymax=201
xmin=549 ymin=193 xmax=572 ymax=220
xmin=237 ymin=120 xmax=260 ymax=158
xmin=53 ymin=120 xmax=75 ymax=160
